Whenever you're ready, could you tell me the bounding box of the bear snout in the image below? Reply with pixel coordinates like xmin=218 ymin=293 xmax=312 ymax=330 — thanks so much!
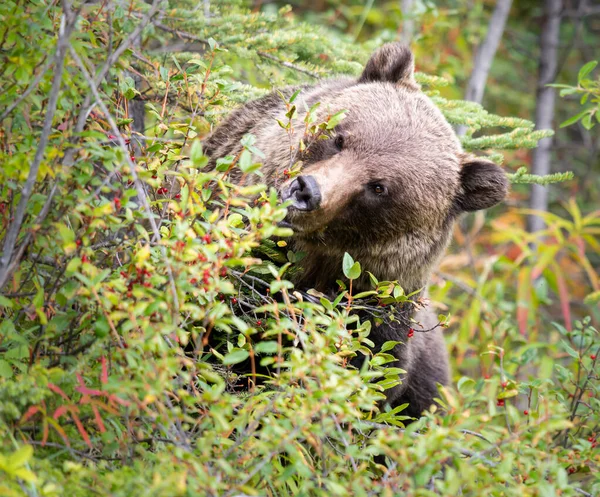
xmin=281 ymin=175 xmax=322 ymax=212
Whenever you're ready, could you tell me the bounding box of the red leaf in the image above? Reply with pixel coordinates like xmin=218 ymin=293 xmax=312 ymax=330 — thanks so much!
xmin=47 ymin=383 xmax=70 ymax=401
xmin=53 ymin=405 xmax=69 ymax=420
xmin=76 ymin=386 xmax=104 ymax=396
xmin=100 ymin=356 xmax=108 ymax=384
xmin=92 ymin=405 xmax=106 ymax=433
xmin=71 ymin=413 xmax=92 ymax=449
xmin=76 ymin=373 xmax=85 ymax=387
xmin=21 ymin=405 xmax=40 ymax=423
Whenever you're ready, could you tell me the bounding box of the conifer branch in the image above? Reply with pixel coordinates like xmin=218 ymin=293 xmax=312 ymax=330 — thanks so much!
xmin=508 ymin=167 xmax=574 ymax=185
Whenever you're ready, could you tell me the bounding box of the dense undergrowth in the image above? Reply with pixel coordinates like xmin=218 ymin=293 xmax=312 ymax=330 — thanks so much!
xmin=0 ymin=1 xmax=598 ymax=495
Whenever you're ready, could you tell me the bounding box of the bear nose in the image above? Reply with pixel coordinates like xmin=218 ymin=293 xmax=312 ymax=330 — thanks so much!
xmin=282 ymin=175 xmax=321 ymax=211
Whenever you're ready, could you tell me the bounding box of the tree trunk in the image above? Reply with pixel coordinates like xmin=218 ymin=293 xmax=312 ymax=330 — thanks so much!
xmin=527 ymin=0 xmax=563 ymax=233
xmin=457 ymin=0 xmax=513 ymax=136
xmin=400 ymin=0 xmax=415 ymax=44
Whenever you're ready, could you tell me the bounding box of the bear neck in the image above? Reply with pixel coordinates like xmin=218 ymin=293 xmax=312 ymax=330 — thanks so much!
xmin=294 ymin=229 xmax=452 ymax=298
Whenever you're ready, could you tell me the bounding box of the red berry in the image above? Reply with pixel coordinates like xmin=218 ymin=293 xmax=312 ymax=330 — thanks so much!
xmin=568 ymin=467 xmax=576 ymax=474
xmin=407 ymin=328 xmax=414 ymax=338
xmin=588 ymin=436 xmax=595 ymax=442
xmin=114 ymin=197 xmax=121 ymax=209
xmin=130 ymin=155 xmax=135 ymax=162
xmin=190 ymin=278 xmax=197 ymax=285
xmin=202 ymin=269 xmax=210 ymax=285
xmin=81 ymin=254 xmax=89 ymax=263
xmin=484 ymin=374 xmax=490 ymax=380
xmin=524 ymin=410 xmax=529 ymax=415
xmin=152 ymin=175 xmax=157 ymax=179
xmin=202 ymin=234 xmax=212 ymax=243
xmin=590 ymin=355 xmax=597 ymax=360
xmin=496 ymin=399 xmax=505 ymax=407
xmin=220 ymin=267 xmax=227 ymax=277
xmin=231 ymin=298 xmax=238 ymax=304
xmin=175 ymin=193 xmax=181 ymax=199
xmin=198 ymin=255 xmax=207 ymax=262
xmin=501 ymin=381 xmax=508 ymax=388
xmin=120 ymin=271 xmax=127 ymax=278
xmin=256 ymin=320 xmax=262 ymax=326
xmin=76 ymin=239 xmax=82 ymax=247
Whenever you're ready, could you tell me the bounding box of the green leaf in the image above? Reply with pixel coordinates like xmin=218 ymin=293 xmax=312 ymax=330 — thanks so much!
xmin=326 ymin=110 xmax=347 ymax=130
xmin=190 ymin=140 xmax=205 ymax=166
xmin=289 ymin=89 xmax=301 ymax=103
xmin=8 ymin=445 xmax=33 ymax=468
xmin=347 ymin=262 xmax=361 ymax=280
xmin=342 ymin=252 xmax=354 ymax=279
xmin=222 ymin=349 xmax=249 ymax=365
xmin=0 ymin=295 xmax=13 ymax=308
xmin=0 ymin=359 xmax=13 ymax=378
xmin=254 ymin=341 xmax=278 ymax=354
xmin=457 ymin=376 xmax=475 ymax=393
xmin=559 ymin=110 xmax=589 ymax=128
xmin=238 ymin=150 xmax=253 ymax=172
xmin=578 ymin=60 xmax=597 ymax=83
xmin=380 ymin=341 xmax=400 ymax=353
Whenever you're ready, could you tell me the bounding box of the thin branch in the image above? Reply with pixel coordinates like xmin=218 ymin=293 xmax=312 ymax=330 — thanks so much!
xmin=74 ymin=0 xmax=165 ymax=134
xmin=0 ymin=5 xmax=77 ymax=290
xmin=256 ymin=51 xmax=320 ymax=79
xmin=0 ymin=56 xmax=53 ymax=121
xmin=68 ymin=45 xmax=180 ymax=318
xmin=0 ymin=0 xmax=166 ymax=291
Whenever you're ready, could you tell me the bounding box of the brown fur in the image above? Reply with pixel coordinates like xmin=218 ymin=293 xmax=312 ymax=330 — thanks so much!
xmin=204 ymin=43 xmax=509 ymax=418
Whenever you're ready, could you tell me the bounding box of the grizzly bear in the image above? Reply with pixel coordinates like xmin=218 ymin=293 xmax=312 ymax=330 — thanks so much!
xmin=204 ymin=43 xmax=508 ymax=418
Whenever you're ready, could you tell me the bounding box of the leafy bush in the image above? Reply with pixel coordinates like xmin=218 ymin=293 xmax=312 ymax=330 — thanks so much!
xmin=0 ymin=1 xmax=598 ymax=496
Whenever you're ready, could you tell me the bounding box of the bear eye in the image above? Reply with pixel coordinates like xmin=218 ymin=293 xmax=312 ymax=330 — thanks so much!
xmin=334 ymin=134 xmax=344 ymax=151
xmin=370 ymin=183 xmax=387 ymax=196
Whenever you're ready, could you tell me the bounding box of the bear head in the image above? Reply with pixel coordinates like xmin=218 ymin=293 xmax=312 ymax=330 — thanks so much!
xmin=277 ymin=43 xmax=508 ymax=293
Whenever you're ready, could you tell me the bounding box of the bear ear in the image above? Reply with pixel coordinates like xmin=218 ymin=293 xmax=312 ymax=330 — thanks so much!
xmin=358 ymin=43 xmax=419 ymax=89
xmin=455 ymin=155 xmax=509 ymax=212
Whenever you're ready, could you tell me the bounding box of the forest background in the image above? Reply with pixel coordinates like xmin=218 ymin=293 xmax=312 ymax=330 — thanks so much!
xmin=0 ymin=0 xmax=599 ymax=495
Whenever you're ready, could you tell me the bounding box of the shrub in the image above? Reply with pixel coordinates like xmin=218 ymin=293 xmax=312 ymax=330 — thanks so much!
xmin=0 ymin=1 xmax=597 ymax=495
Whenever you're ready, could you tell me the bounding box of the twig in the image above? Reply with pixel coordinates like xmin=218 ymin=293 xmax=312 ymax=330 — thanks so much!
xmin=68 ymin=45 xmax=180 ymax=318
xmin=0 ymin=56 xmax=53 ymax=121
xmin=74 ymin=0 xmax=164 ymax=133
xmin=0 ymin=5 xmax=77 ymax=290
xmin=257 ymin=51 xmax=320 ymax=79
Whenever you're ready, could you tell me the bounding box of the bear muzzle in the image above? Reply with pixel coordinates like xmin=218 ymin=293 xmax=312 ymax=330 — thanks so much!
xmin=281 ymin=175 xmax=322 ymax=212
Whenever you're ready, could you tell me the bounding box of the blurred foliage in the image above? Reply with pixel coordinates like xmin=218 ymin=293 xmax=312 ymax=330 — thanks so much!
xmin=0 ymin=0 xmax=598 ymax=496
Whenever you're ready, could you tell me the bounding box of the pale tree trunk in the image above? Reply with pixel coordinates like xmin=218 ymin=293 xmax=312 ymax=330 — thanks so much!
xmin=400 ymin=0 xmax=415 ymax=44
xmin=457 ymin=0 xmax=513 ymax=136
xmin=528 ymin=0 xmax=563 ymax=233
